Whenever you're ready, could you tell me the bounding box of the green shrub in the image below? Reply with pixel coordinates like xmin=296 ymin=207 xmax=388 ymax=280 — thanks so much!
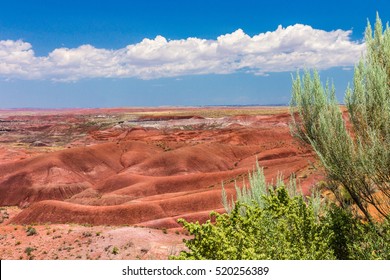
xmin=24 ymin=247 xmax=36 ymax=256
xmin=174 ymin=163 xmax=390 ymax=260
xmin=174 ymin=186 xmax=334 ymax=260
xmin=112 ymin=246 xmax=119 ymax=255
xmin=174 ymin=165 xmax=334 ymax=260
xmin=26 ymin=226 xmax=37 ymax=236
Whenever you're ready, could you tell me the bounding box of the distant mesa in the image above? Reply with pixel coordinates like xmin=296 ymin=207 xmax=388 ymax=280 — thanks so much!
xmin=137 ymin=115 xmax=205 ymax=121
xmin=30 ymin=141 xmax=48 ymax=147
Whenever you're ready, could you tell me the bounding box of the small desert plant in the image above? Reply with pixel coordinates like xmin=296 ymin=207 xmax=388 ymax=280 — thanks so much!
xmin=2 ymin=210 xmax=9 ymax=220
xmin=26 ymin=226 xmax=37 ymax=236
xmin=24 ymin=247 xmax=36 ymax=256
xmin=82 ymin=231 xmax=92 ymax=237
xmin=112 ymin=246 xmax=119 ymax=255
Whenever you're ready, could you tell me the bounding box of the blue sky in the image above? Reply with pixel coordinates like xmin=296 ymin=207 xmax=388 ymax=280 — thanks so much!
xmin=0 ymin=0 xmax=389 ymax=108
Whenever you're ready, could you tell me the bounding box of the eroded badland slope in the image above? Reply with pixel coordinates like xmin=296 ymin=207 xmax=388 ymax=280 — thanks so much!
xmin=0 ymin=107 xmax=322 ymax=259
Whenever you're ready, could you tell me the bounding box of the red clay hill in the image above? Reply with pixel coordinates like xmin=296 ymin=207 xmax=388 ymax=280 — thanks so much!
xmin=0 ymin=107 xmax=322 ymax=229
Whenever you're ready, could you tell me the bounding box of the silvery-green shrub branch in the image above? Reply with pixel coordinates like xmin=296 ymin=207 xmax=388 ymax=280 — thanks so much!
xmin=222 ymin=161 xmax=325 ymax=221
xmin=290 ymin=13 xmax=390 ymax=223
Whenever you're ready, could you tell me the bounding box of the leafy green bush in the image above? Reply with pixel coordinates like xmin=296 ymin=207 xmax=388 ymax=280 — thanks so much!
xmin=325 ymin=204 xmax=390 ymax=259
xmin=174 ymin=164 xmax=335 ymax=260
xmin=174 ymin=164 xmax=390 ymax=260
xmin=174 ymin=186 xmax=334 ymax=260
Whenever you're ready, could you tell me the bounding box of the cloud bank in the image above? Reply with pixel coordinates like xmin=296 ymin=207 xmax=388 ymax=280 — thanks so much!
xmin=0 ymin=24 xmax=364 ymax=81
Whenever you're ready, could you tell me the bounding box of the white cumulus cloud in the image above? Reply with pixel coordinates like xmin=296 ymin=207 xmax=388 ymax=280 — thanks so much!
xmin=0 ymin=24 xmax=364 ymax=81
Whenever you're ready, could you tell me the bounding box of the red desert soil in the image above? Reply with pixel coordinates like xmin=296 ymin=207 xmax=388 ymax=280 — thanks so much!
xmin=0 ymin=107 xmax=323 ymax=259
